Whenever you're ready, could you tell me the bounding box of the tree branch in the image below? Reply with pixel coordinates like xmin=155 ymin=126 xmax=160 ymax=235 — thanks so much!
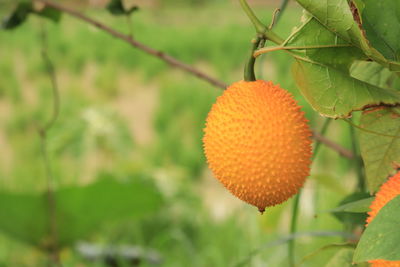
xmin=35 ymin=0 xmax=227 ymax=89
xmin=33 ymin=0 xmax=353 ymax=160
xmin=312 ymin=131 xmax=354 ymax=159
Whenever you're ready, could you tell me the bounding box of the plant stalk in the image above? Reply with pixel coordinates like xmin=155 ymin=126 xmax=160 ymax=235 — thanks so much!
xmin=39 ymin=22 xmax=61 ymax=266
xmin=288 ymin=118 xmax=331 ymax=266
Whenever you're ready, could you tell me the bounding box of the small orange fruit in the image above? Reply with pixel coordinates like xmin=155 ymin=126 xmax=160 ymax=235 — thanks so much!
xmin=366 ymin=172 xmax=400 ymax=267
xmin=203 ymin=80 xmax=312 ymax=212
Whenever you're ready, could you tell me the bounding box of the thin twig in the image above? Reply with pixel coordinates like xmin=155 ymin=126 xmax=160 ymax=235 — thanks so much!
xmin=33 ymin=0 xmax=351 ymax=159
xmin=268 ymin=8 xmax=281 ymax=30
xmin=39 ymin=21 xmax=61 ymax=265
xmin=35 ymin=0 xmax=227 ymax=89
xmin=312 ymin=131 xmax=354 ymax=159
xmin=275 ymin=0 xmax=289 ymax=24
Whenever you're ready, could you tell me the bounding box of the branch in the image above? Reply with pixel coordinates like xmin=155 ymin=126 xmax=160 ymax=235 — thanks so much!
xmin=34 ymin=0 xmax=227 ymax=89
xmin=33 ymin=0 xmax=352 ymax=160
xmin=312 ymin=131 xmax=354 ymax=159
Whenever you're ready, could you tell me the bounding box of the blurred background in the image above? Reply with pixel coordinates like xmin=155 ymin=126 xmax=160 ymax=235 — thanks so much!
xmin=0 ymin=0 xmax=360 ymax=266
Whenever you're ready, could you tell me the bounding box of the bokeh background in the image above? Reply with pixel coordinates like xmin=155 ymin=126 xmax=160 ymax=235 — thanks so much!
xmin=0 ymin=0 xmax=360 ymax=266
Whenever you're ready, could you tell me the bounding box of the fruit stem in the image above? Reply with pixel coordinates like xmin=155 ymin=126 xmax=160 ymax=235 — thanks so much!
xmin=239 ymin=0 xmax=284 ymax=44
xmin=244 ymin=37 xmax=261 ymax=81
xmin=239 ymin=0 xmax=285 ymax=81
xmin=239 ymin=0 xmax=283 ymax=82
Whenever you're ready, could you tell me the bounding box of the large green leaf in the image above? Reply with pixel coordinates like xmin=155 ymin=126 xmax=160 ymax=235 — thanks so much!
xmin=360 ymin=0 xmax=400 ymax=61
xmin=295 ymin=0 xmax=379 ymax=61
xmin=350 ymin=61 xmax=399 ymax=90
xmin=295 ymin=0 xmax=400 ymax=72
xmin=286 ymin=14 xmax=400 ymax=117
xmin=285 ymin=16 xmax=365 ymax=69
xmin=0 ymin=176 xmax=162 ymax=249
xmin=0 ymin=192 xmax=48 ymax=247
xmin=359 ymin=107 xmax=400 ymax=192
xmin=354 ymin=195 xmax=400 ymax=262
xmin=292 ymin=60 xmax=400 ymax=118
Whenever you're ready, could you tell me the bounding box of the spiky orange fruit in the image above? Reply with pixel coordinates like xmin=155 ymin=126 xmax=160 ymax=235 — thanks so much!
xmin=366 ymin=172 xmax=400 ymax=267
xmin=203 ymin=80 xmax=312 ymax=212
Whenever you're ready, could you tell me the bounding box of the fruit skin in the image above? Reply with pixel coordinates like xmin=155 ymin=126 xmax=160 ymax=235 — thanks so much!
xmin=366 ymin=172 xmax=400 ymax=267
xmin=203 ymin=80 xmax=312 ymax=212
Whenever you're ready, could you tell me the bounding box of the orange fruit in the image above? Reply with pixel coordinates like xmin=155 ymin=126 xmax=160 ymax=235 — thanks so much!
xmin=366 ymin=172 xmax=400 ymax=267
xmin=203 ymin=80 xmax=312 ymax=212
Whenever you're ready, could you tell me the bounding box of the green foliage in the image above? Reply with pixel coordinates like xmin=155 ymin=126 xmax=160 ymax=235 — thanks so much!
xmin=0 ymin=175 xmax=162 ymax=249
xmin=287 ymin=2 xmax=400 ymax=118
xmin=292 ymin=61 xmax=400 ymax=118
xmin=1 ymin=2 xmax=32 ymax=29
xmin=359 ymin=107 xmax=400 ymax=192
xmin=326 ymin=248 xmax=368 ymax=267
xmin=358 ymin=0 xmax=400 ymax=61
xmin=106 ymin=0 xmax=138 ymax=16
xmin=152 ymin=80 xmax=218 ymax=178
xmin=1 ymin=1 xmax=61 ymax=30
xmin=332 ymin=192 xmax=369 ymax=226
xmin=354 ymin=195 xmax=400 ymax=263
xmin=330 ymin=196 xmax=373 ymax=214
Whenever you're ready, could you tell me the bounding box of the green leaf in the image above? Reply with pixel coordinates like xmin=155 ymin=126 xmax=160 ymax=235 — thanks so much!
xmin=359 ymin=107 xmax=400 ymax=192
xmin=354 ymin=195 xmax=400 ymax=262
xmin=292 ymin=60 xmax=400 ymax=118
xmin=107 ymin=0 xmax=138 ymax=16
xmin=326 ymin=248 xmax=355 ymax=267
xmin=286 ymin=14 xmax=400 ymax=118
xmin=330 ymin=197 xmax=373 ymax=213
xmin=350 ymin=61 xmax=399 ymax=90
xmin=0 ymin=191 xmax=48 ymax=247
xmin=1 ymin=2 xmax=32 ymax=30
xmin=1 ymin=2 xmax=62 ymax=30
xmin=295 ymin=0 xmax=380 ymax=61
xmin=326 ymin=248 xmax=369 ymax=267
xmin=295 ymin=0 xmax=400 ymax=72
xmin=285 ymin=16 xmax=366 ymax=69
xmin=0 ymin=176 xmax=162 ymax=249
xmin=34 ymin=6 xmax=62 ymax=23
xmin=55 ymin=174 xmax=162 ymax=246
xmin=332 ymin=192 xmax=370 ymax=226
xmin=360 ymin=0 xmax=400 ymax=61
